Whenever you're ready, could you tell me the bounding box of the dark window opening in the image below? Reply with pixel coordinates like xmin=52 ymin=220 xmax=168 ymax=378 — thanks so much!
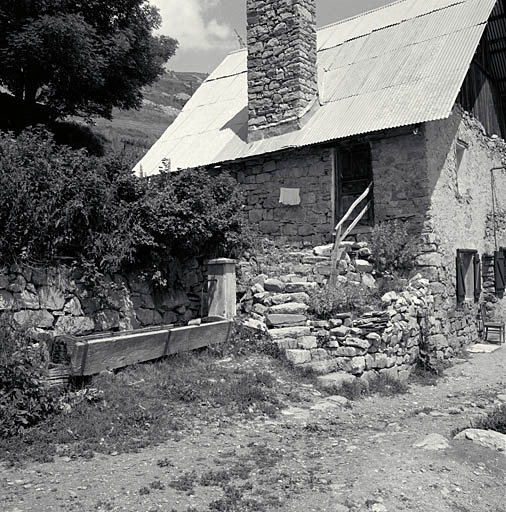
xmin=456 ymin=249 xmax=481 ymax=303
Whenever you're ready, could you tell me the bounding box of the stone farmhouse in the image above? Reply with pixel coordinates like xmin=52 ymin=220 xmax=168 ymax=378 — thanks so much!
xmin=136 ymin=0 xmax=506 ymax=351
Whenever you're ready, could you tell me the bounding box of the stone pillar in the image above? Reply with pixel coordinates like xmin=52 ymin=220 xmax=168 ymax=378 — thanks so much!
xmin=207 ymin=259 xmax=237 ymax=319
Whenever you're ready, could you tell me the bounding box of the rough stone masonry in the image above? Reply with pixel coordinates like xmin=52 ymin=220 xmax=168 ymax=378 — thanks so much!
xmin=247 ymin=0 xmax=318 ymax=140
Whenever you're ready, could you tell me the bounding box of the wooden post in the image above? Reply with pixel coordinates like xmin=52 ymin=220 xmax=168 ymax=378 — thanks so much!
xmin=207 ymin=258 xmax=237 ymax=319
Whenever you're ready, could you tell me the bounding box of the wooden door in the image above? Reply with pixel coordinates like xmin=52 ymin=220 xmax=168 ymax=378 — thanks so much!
xmin=336 ymin=143 xmax=374 ymax=227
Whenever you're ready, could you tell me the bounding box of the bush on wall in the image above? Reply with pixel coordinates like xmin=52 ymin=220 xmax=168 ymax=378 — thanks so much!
xmin=0 ymin=128 xmax=251 ymax=282
xmin=368 ymin=220 xmax=416 ymax=274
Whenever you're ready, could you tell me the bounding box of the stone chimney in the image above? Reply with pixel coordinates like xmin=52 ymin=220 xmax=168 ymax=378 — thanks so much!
xmin=247 ymin=0 xmax=318 ymax=142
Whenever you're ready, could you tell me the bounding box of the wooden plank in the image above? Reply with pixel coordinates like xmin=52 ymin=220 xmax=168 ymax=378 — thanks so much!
xmin=167 ymin=320 xmax=232 ymax=355
xmin=68 ymin=329 xmax=170 ymax=376
xmin=65 ymin=319 xmax=232 ymax=376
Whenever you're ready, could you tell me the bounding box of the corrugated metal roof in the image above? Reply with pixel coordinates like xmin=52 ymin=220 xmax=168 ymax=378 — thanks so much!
xmin=135 ymin=0 xmax=499 ymax=176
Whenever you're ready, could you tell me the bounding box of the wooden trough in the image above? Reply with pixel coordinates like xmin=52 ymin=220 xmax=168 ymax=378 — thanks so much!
xmin=58 ymin=317 xmax=233 ymax=377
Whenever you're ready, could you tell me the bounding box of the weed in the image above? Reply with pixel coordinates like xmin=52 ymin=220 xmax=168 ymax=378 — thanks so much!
xmin=249 ymin=444 xmax=283 ymax=469
xmin=169 ymin=470 xmax=198 ymax=493
xmin=200 ymin=469 xmax=232 ymax=487
xmin=208 ymin=484 xmax=267 ymax=512
xmin=149 ymin=479 xmax=165 ymax=490
xmin=308 ymin=283 xmax=381 ymax=320
xmin=157 ymin=457 xmax=174 ymax=468
xmin=333 ymin=375 xmax=409 ymax=401
xmin=94 ymin=499 xmax=114 ymax=511
xmin=470 ymin=404 xmax=506 ymax=434
xmin=138 ymin=486 xmax=150 ymax=495
xmin=368 ymin=375 xmax=409 ymax=396
xmin=369 ymin=220 xmax=416 ymax=273
xmin=410 ymin=363 xmax=443 ymax=387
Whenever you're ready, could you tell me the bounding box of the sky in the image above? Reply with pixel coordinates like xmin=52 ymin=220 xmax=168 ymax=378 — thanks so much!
xmin=151 ymin=0 xmax=394 ymax=72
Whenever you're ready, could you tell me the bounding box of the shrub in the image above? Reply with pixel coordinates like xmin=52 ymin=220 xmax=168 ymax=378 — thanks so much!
xmin=308 ymin=282 xmax=380 ymax=320
xmin=0 ymin=128 xmax=251 ymax=282
xmin=471 ymin=404 xmax=506 ymax=435
xmin=0 ymin=324 xmax=58 ymax=437
xmin=369 ymin=220 xmax=416 ymax=273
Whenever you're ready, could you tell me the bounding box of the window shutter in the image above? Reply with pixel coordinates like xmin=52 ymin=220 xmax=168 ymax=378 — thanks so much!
xmin=473 ymin=253 xmax=481 ymax=301
xmin=494 ymin=251 xmax=506 ymax=294
xmin=456 ymin=254 xmax=466 ymax=302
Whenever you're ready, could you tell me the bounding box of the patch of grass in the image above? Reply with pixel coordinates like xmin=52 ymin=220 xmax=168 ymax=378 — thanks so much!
xmin=308 ymin=283 xmax=381 ymax=320
xmin=334 ymin=375 xmax=409 ymax=401
xmin=368 ymin=374 xmax=409 ymax=396
xmin=0 ymin=344 xmax=283 ymax=464
xmin=208 ymin=484 xmax=268 ymax=512
xmin=169 ymin=470 xmax=198 ymax=493
xmin=410 ymin=363 xmax=444 ymax=387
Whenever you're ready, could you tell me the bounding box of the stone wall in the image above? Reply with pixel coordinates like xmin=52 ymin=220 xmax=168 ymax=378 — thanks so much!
xmin=0 ymin=261 xmax=205 ymax=338
xmin=228 ymin=145 xmax=334 ymax=246
xmin=229 ymin=103 xmax=506 ymax=353
xmin=246 ymin=0 xmax=318 ymax=140
xmin=370 ymin=130 xmax=430 ymax=230
xmin=298 ymin=274 xmax=430 ymax=381
xmin=417 ymin=106 xmax=506 ymax=351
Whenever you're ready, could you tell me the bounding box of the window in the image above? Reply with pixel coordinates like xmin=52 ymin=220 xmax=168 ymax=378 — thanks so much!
xmin=455 ymin=139 xmax=469 ymax=196
xmin=456 ymin=249 xmax=481 ymax=302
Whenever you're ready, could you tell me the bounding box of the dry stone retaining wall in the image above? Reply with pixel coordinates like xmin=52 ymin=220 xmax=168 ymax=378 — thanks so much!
xmin=0 ymin=261 xmax=204 ymax=338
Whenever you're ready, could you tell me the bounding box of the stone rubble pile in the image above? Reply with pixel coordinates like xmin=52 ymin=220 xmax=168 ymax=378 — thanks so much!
xmin=240 ymin=242 xmax=434 ymax=381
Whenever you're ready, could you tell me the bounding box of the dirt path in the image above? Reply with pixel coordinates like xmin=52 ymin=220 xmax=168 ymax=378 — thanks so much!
xmin=2 ymin=346 xmax=506 ymax=512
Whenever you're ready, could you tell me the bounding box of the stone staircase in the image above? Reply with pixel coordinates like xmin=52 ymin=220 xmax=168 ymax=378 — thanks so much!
xmin=239 ymin=241 xmax=432 ymax=384
xmin=239 ymin=240 xmax=376 ymax=349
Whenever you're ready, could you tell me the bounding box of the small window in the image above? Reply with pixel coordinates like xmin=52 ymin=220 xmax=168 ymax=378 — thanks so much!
xmin=456 ymin=249 xmax=481 ymax=302
xmin=456 ymin=139 xmax=469 ymax=195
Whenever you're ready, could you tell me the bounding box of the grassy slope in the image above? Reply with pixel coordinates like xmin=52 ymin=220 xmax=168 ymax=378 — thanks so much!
xmin=93 ymin=70 xmax=207 ymax=165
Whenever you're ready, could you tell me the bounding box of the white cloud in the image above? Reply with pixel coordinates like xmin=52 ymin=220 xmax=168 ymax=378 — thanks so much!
xmin=152 ymin=0 xmax=236 ymax=51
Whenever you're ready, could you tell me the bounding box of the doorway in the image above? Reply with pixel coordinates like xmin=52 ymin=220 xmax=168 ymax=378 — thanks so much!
xmin=335 ymin=143 xmax=374 ymax=230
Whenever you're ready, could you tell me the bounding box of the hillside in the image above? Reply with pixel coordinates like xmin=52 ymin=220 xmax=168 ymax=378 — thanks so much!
xmin=93 ymin=70 xmax=207 ymax=165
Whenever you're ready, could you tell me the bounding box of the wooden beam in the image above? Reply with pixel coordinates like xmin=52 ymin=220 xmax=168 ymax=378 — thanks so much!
xmin=167 ymin=320 xmax=233 ymax=355
xmin=62 ymin=320 xmax=232 ymax=376
xmin=334 ymin=182 xmax=373 ymax=234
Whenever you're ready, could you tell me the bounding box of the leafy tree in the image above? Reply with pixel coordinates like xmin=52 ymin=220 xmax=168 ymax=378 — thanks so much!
xmin=0 ymin=0 xmax=178 ymax=124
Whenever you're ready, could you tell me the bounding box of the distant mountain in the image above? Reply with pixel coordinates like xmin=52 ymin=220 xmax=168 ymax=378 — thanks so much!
xmin=93 ymin=70 xmax=207 ymax=166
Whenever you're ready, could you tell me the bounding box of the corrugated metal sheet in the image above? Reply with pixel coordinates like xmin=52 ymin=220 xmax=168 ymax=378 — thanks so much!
xmin=135 ymin=0 xmax=499 ymax=176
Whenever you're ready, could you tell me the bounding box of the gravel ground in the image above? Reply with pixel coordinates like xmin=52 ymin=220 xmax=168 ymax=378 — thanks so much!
xmin=1 ymin=345 xmax=506 ymax=512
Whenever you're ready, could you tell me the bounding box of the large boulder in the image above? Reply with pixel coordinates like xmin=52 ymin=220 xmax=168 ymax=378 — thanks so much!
xmin=454 ymin=429 xmax=506 ymax=453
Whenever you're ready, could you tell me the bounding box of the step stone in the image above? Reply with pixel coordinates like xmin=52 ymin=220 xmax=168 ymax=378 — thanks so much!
xmin=266 ymin=314 xmax=307 ymax=328
xmin=285 ymin=349 xmax=312 ymax=366
xmin=268 ymin=302 xmax=309 ymax=315
xmin=270 ymin=292 xmax=310 ymax=305
xmin=284 ymin=282 xmax=318 ymax=293
xmin=269 ymin=326 xmax=311 ymax=340
xmin=264 ymin=278 xmax=285 ymax=293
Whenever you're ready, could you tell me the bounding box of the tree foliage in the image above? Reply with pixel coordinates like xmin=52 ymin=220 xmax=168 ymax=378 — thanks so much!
xmin=0 ymin=129 xmax=251 ymax=281
xmin=0 ymin=0 xmax=178 ymax=123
